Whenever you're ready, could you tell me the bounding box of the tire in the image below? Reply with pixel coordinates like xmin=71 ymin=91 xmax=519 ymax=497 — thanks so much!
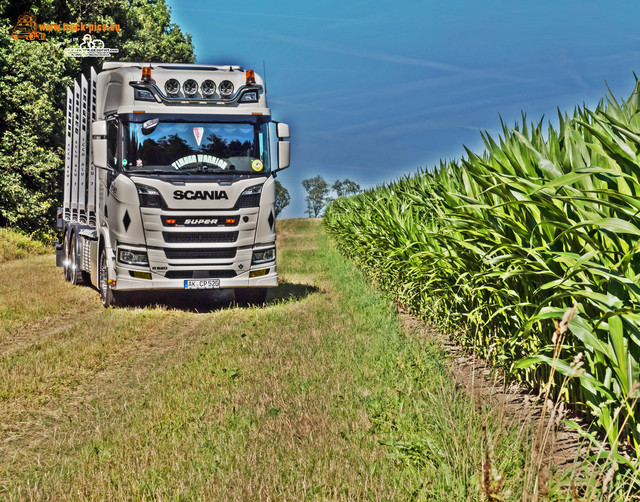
xmin=63 ymin=232 xmax=72 ymax=282
xmin=234 ymin=287 xmax=267 ymax=306
xmin=99 ymin=247 xmax=122 ymax=308
xmin=70 ymin=233 xmax=85 ymax=285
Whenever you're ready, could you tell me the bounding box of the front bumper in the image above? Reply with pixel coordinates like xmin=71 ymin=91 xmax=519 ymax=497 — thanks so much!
xmin=112 ymin=262 xmax=278 ymax=291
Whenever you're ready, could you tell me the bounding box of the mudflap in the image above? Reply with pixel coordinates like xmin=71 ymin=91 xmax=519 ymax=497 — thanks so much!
xmin=56 ymin=241 xmax=64 ymax=267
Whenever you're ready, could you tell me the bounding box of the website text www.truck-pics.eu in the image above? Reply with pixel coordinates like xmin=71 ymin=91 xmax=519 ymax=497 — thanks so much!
xmin=39 ymin=22 xmax=120 ymax=33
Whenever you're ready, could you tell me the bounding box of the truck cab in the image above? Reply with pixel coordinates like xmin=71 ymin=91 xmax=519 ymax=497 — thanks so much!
xmin=57 ymin=63 xmax=291 ymax=307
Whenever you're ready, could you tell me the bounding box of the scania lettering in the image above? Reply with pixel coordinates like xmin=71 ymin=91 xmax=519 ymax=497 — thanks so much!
xmin=56 ymin=63 xmax=291 ymax=307
xmin=173 ymin=190 xmax=229 ymax=201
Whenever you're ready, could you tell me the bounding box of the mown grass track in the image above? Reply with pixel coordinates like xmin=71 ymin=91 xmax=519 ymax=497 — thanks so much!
xmin=1 ymin=219 xmax=530 ymax=500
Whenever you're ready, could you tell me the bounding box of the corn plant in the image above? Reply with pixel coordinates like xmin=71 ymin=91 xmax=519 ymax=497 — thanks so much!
xmin=324 ymin=79 xmax=640 ymax=463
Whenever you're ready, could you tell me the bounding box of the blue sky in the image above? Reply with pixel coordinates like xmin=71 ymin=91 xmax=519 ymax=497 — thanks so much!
xmin=167 ymin=0 xmax=640 ymax=218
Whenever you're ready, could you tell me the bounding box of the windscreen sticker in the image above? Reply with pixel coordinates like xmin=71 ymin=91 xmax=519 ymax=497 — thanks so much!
xmin=136 ymin=159 xmax=143 ymax=167
xmin=171 ymin=154 xmax=229 ymax=170
xmin=122 ymin=159 xmax=128 ymax=166
xmin=251 ymin=159 xmax=264 ymax=172
xmin=193 ymin=127 xmax=204 ymax=146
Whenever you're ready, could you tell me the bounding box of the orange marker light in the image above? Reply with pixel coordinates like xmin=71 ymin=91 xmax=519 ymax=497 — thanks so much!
xmin=226 ymin=218 xmax=236 ymax=225
xmin=142 ymin=66 xmax=152 ymax=81
xmin=246 ymin=70 xmax=256 ymax=85
xmin=165 ymin=218 xmax=176 ymax=225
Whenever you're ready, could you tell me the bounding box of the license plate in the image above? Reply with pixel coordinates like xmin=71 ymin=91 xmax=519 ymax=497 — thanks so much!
xmin=184 ymin=279 xmax=220 ymax=289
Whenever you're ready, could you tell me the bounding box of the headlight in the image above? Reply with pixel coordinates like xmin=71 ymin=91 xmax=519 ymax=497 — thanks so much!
xmin=118 ymin=248 xmax=149 ymax=266
xmin=164 ymin=78 xmax=180 ymax=96
xmin=219 ymin=80 xmax=234 ymax=98
xmin=137 ymin=184 xmax=164 ymax=208
xmin=252 ymin=247 xmax=275 ymax=264
xmin=241 ymin=184 xmax=262 ymax=196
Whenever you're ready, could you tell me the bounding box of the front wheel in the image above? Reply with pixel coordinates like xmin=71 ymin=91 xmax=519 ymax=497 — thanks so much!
xmin=234 ymin=288 xmax=267 ymax=306
xmin=99 ymin=248 xmax=122 ymax=308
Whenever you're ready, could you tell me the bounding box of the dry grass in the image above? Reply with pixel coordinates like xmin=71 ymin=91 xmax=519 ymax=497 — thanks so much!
xmin=1 ymin=219 xmax=531 ymax=500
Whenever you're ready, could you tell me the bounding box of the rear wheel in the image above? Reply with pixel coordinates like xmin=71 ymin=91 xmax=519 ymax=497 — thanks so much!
xmin=234 ymin=288 xmax=267 ymax=306
xmin=63 ymin=232 xmax=71 ymax=282
xmin=70 ymin=233 xmax=86 ymax=285
xmin=99 ymin=247 xmax=122 ymax=308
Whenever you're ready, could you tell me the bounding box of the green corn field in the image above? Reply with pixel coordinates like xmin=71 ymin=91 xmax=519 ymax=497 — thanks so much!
xmin=324 ymin=80 xmax=640 ymax=466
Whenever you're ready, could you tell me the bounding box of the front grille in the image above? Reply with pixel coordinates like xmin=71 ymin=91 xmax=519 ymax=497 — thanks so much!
xmin=163 ymin=231 xmax=238 ymax=243
xmin=165 ymin=270 xmax=237 ymax=279
xmin=164 ymin=248 xmax=237 ymax=260
xmin=234 ymin=193 xmax=261 ymax=209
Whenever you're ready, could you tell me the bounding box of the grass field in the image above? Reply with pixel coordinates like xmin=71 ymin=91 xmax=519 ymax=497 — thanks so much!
xmin=0 ymin=219 xmax=532 ymax=500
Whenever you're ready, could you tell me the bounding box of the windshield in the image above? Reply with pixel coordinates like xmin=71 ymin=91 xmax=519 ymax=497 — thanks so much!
xmin=122 ymin=116 xmax=270 ymax=175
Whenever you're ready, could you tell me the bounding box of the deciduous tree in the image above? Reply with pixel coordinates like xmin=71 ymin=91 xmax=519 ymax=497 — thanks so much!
xmin=332 ymin=178 xmax=361 ymax=198
xmin=0 ymin=1 xmax=194 ymax=235
xmin=302 ymin=175 xmax=330 ymax=218
xmin=275 ymin=180 xmax=290 ymax=218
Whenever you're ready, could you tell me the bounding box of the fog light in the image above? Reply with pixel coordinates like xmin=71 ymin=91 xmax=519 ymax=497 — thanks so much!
xmin=250 ymin=269 xmax=269 ymax=278
xmin=130 ymin=271 xmax=152 ymax=280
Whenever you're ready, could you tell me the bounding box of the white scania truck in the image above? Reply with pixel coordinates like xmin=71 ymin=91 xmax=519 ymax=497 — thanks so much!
xmin=56 ymin=62 xmax=291 ymax=307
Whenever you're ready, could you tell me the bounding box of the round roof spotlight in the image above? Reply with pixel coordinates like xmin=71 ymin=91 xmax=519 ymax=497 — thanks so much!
xmin=164 ymin=78 xmax=180 ymax=96
xmin=182 ymin=79 xmax=198 ymax=97
xmin=219 ymin=80 xmax=234 ymax=98
xmin=201 ymin=79 xmax=216 ymax=97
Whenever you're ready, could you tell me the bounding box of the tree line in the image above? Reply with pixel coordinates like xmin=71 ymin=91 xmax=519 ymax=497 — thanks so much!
xmin=302 ymin=176 xmax=361 ymax=217
xmin=0 ymin=1 xmax=194 ymax=238
xmin=273 ymin=177 xmax=361 ymax=219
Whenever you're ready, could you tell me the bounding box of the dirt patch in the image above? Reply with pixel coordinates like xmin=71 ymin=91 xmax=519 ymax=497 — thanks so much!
xmin=396 ymin=307 xmax=591 ymax=476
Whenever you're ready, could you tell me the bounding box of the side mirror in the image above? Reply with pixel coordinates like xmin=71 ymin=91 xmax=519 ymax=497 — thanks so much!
xmin=277 ymin=122 xmax=290 ymax=139
xmin=92 ymin=120 xmax=107 ymax=169
xmin=278 ymin=141 xmax=290 ymax=170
